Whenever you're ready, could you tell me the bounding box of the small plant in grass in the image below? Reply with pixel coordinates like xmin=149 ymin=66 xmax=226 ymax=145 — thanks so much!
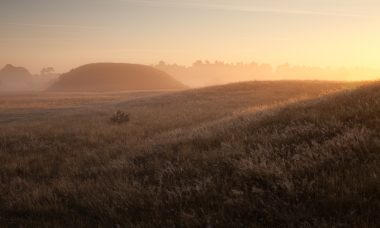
xmin=110 ymin=110 xmax=130 ymax=124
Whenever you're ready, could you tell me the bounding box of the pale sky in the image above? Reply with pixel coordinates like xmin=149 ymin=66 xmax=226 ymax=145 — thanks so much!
xmin=1 ymin=0 xmax=380 ymax=73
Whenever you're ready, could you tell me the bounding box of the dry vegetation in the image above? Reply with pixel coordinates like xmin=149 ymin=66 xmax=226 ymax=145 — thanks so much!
xmin=0 ymin=81 xmax=378 ymax=227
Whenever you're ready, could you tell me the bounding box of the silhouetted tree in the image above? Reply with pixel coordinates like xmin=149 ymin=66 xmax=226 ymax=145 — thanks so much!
xmin=41 ymin=67 xmax=55 ymax=75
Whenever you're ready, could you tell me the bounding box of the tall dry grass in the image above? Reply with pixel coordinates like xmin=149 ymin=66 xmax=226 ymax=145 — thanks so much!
xmin=0 ymin=80 xmax=377 ymax=227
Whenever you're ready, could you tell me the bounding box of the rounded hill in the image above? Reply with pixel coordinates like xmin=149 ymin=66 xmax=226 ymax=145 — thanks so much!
xmin=49 ymin=63 xmax=187 ymax=92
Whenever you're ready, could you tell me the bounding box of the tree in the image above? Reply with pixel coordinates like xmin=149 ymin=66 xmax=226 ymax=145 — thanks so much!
xmin=40 ymin=67 xmax=55 ymax=75
xmin=158 ymin=61 xmax=166 ymax=67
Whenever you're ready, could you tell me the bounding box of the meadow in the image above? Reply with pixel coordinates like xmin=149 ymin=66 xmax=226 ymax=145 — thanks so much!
xmin=0 ymin=81 xmax=378 ymax=227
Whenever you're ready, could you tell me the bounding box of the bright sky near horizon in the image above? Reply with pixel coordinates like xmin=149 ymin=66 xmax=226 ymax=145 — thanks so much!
xmin=1 ymin=0 xmax=380 ymax=73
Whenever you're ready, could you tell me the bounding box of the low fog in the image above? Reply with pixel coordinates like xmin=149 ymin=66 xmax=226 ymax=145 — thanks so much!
xmin=1 ymin=61 xmax=379 ymax=91
xmin=0 ymin=64 xmax=59 ymax=91
xmin=154 ymin=61 xmax=380 ymax=87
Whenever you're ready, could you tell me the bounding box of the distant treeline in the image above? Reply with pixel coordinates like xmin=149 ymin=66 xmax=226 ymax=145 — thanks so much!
xmin=154 ymin=61 xmax=380 ymax=87
xmin=0 ymin=64 xmax=59 ymax=91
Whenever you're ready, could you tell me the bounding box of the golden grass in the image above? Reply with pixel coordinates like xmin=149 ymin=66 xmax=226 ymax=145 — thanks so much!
xmin=1 ymin=80 xmax=378 ymax=227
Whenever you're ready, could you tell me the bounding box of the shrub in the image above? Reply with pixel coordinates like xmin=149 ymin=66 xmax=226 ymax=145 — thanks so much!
xmin=110 ymin=110 xmax=130 ymax=124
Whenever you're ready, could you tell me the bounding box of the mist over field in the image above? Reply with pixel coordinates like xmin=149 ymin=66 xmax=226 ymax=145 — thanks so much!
xmin=154 ymin=61 xmax=380 ymax=87
xmin=1 ymin=61 xmax=378 ymax=92
xmin=1 ymin=0 xmax=380 ymax=227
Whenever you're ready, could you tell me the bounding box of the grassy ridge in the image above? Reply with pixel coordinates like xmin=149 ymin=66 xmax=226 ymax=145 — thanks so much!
xmin=0 ymin=81 xmax=378 ymax=227
xmin=136 ymin=82 xmax=380 ymax=227
xmin=116 ymin=82 xmax=380 ymax=227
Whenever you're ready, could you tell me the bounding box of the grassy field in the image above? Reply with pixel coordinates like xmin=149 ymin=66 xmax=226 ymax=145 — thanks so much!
xmin=0 ymin=80 xmax=378 ymax=227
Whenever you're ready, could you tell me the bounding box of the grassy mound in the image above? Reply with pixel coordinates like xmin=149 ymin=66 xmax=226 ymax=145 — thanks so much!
xmin=49 ymin=63 xmax=187 ymax=92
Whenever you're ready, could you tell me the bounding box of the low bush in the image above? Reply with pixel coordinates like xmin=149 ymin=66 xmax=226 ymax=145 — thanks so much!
xmin=110 ymin=110 xmax=130 ymax=124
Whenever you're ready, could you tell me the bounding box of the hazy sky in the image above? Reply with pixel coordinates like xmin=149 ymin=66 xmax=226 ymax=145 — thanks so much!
xmin=1 ymin=0 xmax=380 ymax=73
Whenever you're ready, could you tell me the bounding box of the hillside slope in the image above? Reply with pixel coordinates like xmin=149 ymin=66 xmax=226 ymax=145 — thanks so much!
xmin=130 ymin=82 xmax=380 ymax=227
xmin=49 ymin=63 xmax=187 ymax=92
xmin=114 ymin=81 xmax=358 ymax=132
xmin=0 ymin=81 xmax=377 ymax=227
